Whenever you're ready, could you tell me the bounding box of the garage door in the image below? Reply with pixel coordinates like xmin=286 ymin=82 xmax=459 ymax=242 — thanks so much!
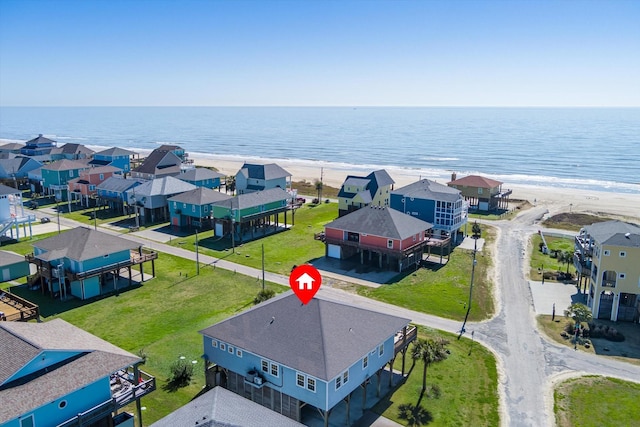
xmin=327 ymin=244 xmax=341 ymax=259
xmin=215 ymin=223 xmax=223 ymax=236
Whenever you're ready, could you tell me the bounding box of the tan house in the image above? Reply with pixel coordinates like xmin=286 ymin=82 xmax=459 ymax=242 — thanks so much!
xmin=574 ymin=221 xmax=640 ymax=322
xmin=447 ymin=174 xmax=511 ymax=211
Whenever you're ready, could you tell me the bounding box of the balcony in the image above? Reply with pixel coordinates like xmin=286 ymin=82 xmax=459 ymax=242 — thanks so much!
xmin=324 ymin=236 xmax=427 ymax=257
xmin=573 ymin=253 xmax=592 ymax=275
xmin=110 ymin=369 xmax=156 ymax=408
xmin=394 ymin=325 xmax=418 ymax=355
xmin=574 ymin=236 xmax=593 ymax=257
xmin=56 ymin=398 xmax=115 ymax=427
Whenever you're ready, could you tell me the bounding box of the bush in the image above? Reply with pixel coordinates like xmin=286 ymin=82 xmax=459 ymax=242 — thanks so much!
xmin=169 ymin=359 xmax=194 ymax=387
xmin=254 ymin=289 xmax=276 ymax=304
xmin=586 ymin=322 xmax=626 ymax=342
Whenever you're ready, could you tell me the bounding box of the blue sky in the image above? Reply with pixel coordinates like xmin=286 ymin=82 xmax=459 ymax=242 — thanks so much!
xmin=0 ymin=0 xmax=638 ymax=107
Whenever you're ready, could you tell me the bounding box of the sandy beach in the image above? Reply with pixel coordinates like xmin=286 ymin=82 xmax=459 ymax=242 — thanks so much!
xmin=192 ymin=156 xmax=640 ymax=221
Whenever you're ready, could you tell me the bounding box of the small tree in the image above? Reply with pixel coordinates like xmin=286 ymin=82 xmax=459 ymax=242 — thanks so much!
xmin=411 ymin=338 xmax=450 ymax=392
xmin=564 ymin=303 xmax=593 ymax=325
xmin=169 ymin=359 xmax=194 ymax=388
xmin=314 ymin=179 xmax=323 ymax=201
xmin=562 ymin=250 xmax=573 ymax=274
xmin=254 ymin=289 xmax=275 ymax=304
xmin=472 ymin=221 xmax=482 ymax=239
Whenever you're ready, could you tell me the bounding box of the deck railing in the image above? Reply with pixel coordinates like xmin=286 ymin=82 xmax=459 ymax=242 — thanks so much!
xmin=394 ymin=325 xmax=418 ymax=354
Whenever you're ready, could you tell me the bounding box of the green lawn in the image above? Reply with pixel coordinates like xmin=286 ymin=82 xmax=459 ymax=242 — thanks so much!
xmin=554 ymin=376 xmax=640 ymax=427
xmin=357 ymin=227 xmax=495 ymax=321
xmin=529 ymin=234 xmax=575 ymax=281
xmin=373 ymin=327 xmax=499 ymax=427
xmin=166 ymin=203 xmax=337 ymax=275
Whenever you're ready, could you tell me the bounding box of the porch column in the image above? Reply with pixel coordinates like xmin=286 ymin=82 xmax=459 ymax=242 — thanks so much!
xmin=361 ymin=381 xmax=368 ymax=413
xmin=611 ymin=292 xmax=620 ymax=322
xmin=388 ymin=357 xmax=395 ymax=387
xmin=360 ymin=250 xmax=364 ymax=265
xmin=401 ymin=347 xmax=407 ymax=376
xmin=592 ymin=288 xmax=600 ymax=316
xmin=345 ymin=393 xmax=351 ymax=426
xmin=322 ymin=408 xmax=331 ymax=427
xmin=376 ymin=370 xmax=382 ymax=397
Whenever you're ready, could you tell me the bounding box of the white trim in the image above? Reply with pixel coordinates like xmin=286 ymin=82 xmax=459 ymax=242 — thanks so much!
xmin=378 ymin=344 xmax=384 ymax=356
xmin=296 ymin=372 xmax=305 ymax=388
xmin=236 ymin=349 xmax=242 ymax=358
xmin=307 ymin=377 xmax=316 ymax=392
xmin=619 ymin=251 xmax=626 ymax=257
xmin=362 ymin=355 xmax=368 ymax=369
xmin=211 ymin=340 xmax=217 ymax=348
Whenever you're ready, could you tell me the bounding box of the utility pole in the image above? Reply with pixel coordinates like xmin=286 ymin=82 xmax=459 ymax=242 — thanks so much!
xmin=195 ymin=229 xmax=200 ymax=275
xmin=56 ymin=200 xmax=61 ymax=234
xmin=320 ymin=167 xmax=324 ymax=202
xmin=459 ymin=221 xmax=481 ymax=339
xmin=261 ymin=243 xmax=265 ymax=291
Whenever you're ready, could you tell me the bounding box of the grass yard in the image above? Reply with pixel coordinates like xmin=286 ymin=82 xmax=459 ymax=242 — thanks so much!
xmin=554 ymin=376 xmax=640 ymax=427
xmin=543 ymin=213 xmax=613 ymax=233
xmin=357 ymin=227 xmax=496 ymax=321
xmin=167 ymin=202 xmax=336 ymax=275
xmin=529 ymin=234 xmax=575 ymax=281
xmin=1 ymin=238 xmax=287 ymax=424
xmin=373 ymin=327 xmax=499 ymax=427
xmin=291 ymin=180 xmax=340 ymax=199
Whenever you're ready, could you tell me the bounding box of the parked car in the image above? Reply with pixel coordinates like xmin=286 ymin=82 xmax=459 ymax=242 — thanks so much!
xmin=40 ymin=217 xmax=50 ymax=224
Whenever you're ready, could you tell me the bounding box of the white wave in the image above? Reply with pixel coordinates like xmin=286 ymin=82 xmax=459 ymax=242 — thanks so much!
xmin=419 ymin=156 xmax=460 ymax=162
xmin=0 ymin=138 xmax=25 ymax=144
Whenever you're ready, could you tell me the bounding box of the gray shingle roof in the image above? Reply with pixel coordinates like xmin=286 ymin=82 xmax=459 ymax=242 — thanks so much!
xmin=33 ymin=227 xmax=141 ymax=261
xmin=368 ymin=169 xmax=395 ymax=187
xmin=168 ymin=187 xmax=231 ymax=205
xmin=0 ymin=250 xmax=28 ymax=267
xmin=24 ymin=134 xmax=56 ymax=145
xmin=127 ymin=176 xmax=197 ymax=198
xmin=392 ymin=179 xmax=462 ymax=203
xmin=179 ymin=168 xmax=224 ymax=182
xmin=325 ymin=205 xmax=433 ymax=240
xmin=52 ymin=143 xmax=95 ymax=156
xmin=239 ymin=163 xmax=291 ymax=180
xmin=95 ymin=147 xmax=137 ymax=157
xmin=82 ymin=165 xmax=119 ymax=176
xmin=200 ymin=292 xmax=410 ymax=381
xmin=343 ymin=177 xmax=371 ymax=188
xmin=133 ymin=151 xmax=181 ymax=174
xmin=212 ymin=187 xmax=290 ymax=211
xmin=0 ymin=319 xmax=139 ymax=423
xmin=0 ymin=143 xmax=25 ymax=151
xmin=41 ymin=159 xmax=87 ymax=171
xmin=149 ymin=386 xmax=303 ymax=427
xmin=97 ymin=176 xmax=145 ymax=192
xmin=0 ymin=183 xmax=20 ymax=196
xmin=585 ymin=220 xmax=640 ymax=248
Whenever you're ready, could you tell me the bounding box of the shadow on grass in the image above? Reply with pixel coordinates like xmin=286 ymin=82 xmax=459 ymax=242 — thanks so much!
xmin=161 ymin=378 xmax=191 ymax=393
xmin=397 ymin=403 xmax=433 ymax=426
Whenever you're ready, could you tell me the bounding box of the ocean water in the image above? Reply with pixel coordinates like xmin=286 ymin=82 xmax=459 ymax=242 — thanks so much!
xmin=0 ymin=107 xmax=638 ymax=193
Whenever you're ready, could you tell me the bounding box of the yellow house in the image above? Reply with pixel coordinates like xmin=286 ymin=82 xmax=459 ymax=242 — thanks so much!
xmin=575 ymin=221 xmax=640 ymax=322
xmin=337 ymin=170 xmax=394 ymax=217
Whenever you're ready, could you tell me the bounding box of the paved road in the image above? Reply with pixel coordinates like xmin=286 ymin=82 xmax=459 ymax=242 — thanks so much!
xmin=35 ymin=206 xmax=640 ymax=426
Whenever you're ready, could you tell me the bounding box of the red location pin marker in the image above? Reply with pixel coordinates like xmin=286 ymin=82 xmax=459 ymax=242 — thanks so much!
xmin=289 ymin=265 xmax=322 ymax=304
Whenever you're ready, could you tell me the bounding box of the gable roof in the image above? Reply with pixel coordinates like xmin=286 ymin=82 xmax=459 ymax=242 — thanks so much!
xmin=0 ymin=319 xmax=139 ymax=423
xmin=24 ymin=134 xmax=56 ymax=146
xmin=200 ymin=292 xmax=410 ymax=381
xmin=133 ymin=151 xmax=181 ymax=174
xmin=0 ymin=250 xmax=27 ymax=267
xmin=168 ymin=187 xmax=232 ymax=205
xmin=81 ymin=165 xmax=119 ymax=176
xmin=97 ymin=176 xmax=145 ymax=192
xmin=41 ymin=159 xmax=87 ymax=172
xmin=585 ymin=220 xmax=640 ymax=248
xmin=392 ymin=179 xmax=462 ymax=203
xmin=149 ymin=386 xmax=303 ymax=427
xmin=0 ymin=143 xmax=24 ymax=151
xmin=238 ymin=163 xmax=291 ymax=180
xmin=33 ymin=227 xmax=140 ymax=261
xmin=213 ymin=187 xmax=290 ymax=211
xmin=0 ymin=183 xmax=20 ymax=196
xmin=367 ymin=169 xmax=395 ymax=187
xmin=50 ymin=143 xmax=95 ymax=156
xmin=0 ymin=157 xmax=41 ymax=175
xmin=156 ymin=144 xmax=183 ymax=152
xmin=179 ymin=167 xmax=224 ymax=182
xmin=448 ymin=175 xmax=502 ymax=188
xmin=325 ymin=205 xmax=432 ymax=240
xmin=338 ymin=170 xmax=394 ymax=200
xmin=127 ymin=176 xmax=197 ymax=198
xmin=95 ymin=147 xmax=137 ymax=157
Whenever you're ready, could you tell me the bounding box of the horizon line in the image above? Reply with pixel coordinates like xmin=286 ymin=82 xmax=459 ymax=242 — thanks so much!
xmin=1 ymin=105 xmax=639 ymax=109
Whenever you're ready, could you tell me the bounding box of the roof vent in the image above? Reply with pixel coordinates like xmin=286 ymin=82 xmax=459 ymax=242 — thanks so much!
xmin=625 ymin=232 xmax=631 ymax=238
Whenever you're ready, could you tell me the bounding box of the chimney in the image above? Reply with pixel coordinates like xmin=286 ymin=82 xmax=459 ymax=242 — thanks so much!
xmin=451 ymin=172 xmax=457 ymax=182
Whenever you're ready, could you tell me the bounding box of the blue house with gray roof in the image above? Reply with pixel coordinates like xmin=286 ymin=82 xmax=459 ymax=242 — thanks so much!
xmin=178 ymin=167 xmax=224 ymax=189
xmin=96 ymin=176 xmax=146 ymax=214
xmin=200 ymin=292 xmax=416 ymax=426
xmin=0 ymin=319 xmax=155 ymax=427
xmin=390 ymin=179 xmax=468 ymax=243
xmin=168 ymin=187 xmax=231 ymax=228
xmin=235 ymin=163 xmax=291 ymax=194
xmin=90 ymin=147 xmax=137 ymax=174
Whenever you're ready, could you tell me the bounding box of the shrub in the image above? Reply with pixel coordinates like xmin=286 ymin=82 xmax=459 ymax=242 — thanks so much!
xmin=254 ymin=289 xmax=276 ymax=304
xmin=169 ymin=359 xmax=194 ymax=387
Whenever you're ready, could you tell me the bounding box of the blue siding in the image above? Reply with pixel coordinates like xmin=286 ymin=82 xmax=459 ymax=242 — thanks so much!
xmin=4 ymin=377 xmax=111 ymax=427
xmin=78 ymin=249 xmax=132 ymax=273
xmin=390 ymin=194 xmax=435 ymax=223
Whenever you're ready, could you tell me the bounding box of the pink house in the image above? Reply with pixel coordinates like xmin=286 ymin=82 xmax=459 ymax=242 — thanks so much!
xmin=68 ymin=166 xmax=120 ymax=206
xmin=323 ymin=205 xmax=433 ymax=272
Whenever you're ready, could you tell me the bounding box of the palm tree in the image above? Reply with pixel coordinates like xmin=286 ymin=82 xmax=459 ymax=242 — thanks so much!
xmin=314 ymin=179 xmax=323 ymax=201
xmin=411 ymin=338 xmax=450 ymax=392
xmin=562 ymin=250 xmax=573 ymax=274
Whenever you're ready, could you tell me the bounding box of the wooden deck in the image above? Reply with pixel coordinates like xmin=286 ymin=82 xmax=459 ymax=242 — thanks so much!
xmin=0 ymin=291 xmax=40 ymax=322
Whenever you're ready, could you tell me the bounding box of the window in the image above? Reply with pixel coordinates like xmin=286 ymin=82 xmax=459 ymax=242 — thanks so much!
xmin=336 ymin=375 xmax=342 ymax=389
xmin=20 ymin=415 xmax=34 ymax=427
xmin=69 ymin=170 xmax=74 ymax=177
xmin=192 ymin=205 xmax=196 ymax=212
xmin=619 ymin=273 xmax=626 ymax=279
xmin=183 ymin=203 xmax=187 ymax=209
xmin=378 ymin=344 xmax=384 ymax=356
xmin=261 ymin=360 xmax=269 ymax=373
xmin=604 ymin=250 xmax=610 ymax=256
xmin=59 ymin=400 xmax=67 ymax=409
xmin=204 ymin=205 xmax=208 ymax=212
xmin=387 ymin=239 xmax=393 ymax=249
xmin=343 ymin=370 xmax=349 ymax=384
xmin=270 ymin=363 xmax=279 ymax=377
xmin=212 ymin=340 xmax=218 ymax=348
xmin=307 ymin=377 xmax=316 ymax=392
xmin=620 ymin=251 xmax=626 ymax=257
xmin=220 ymin=343 xmax=226 ymax=351
xmin=478 ymin=188 xmax=483 ymax=194
xmin=228 ymin=346 xmax=234 ymax=354
xmin=297 ymin=373 xmax=305 ymax=387
xmin=89 ymin=185 xmax=96 ymax=191
xmin=99 ymin=173 xmax=104 ymax=180
xmin=413 ymin=234 xmax=417 ymax=242
xmin=103 ymin=254 xmax=109 ymax=258
xmin=236 ymin=349 xmax=242 ymax=357
xmin=363 ymin=356 xmax=368 ymax=369
xmin=173 ymin=202 xmax=177 ymax=208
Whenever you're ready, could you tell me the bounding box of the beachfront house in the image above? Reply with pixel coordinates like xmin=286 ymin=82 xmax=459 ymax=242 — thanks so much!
xmin=41 ymin=159 xmax=89 ymax=201
xmin=149 ymin=386 xmax=303 ymax=427
xmin=178 ymin=167 xmax=224 ymax=189
xmin=68 ymin=165 xmax=120 ymax=207
xmin=390 ymin=179 xmax=467 ymax=243
xmin=96 ymin=176 xmax=146 ymax=214
xmin=210 ymin=187 xmax=292 ymax=243
xmin=0 ymin=319 xmax=155 ymax=427
xmin=574 ymin=220 xmax=640 ymax=322
xmin=20 ymin=134 xmax=57 ymax=157
xmin=0 ymin=157 xmax=42 ymax=188
xmin=168 ymin=187 xmax=231 ymax=229
xmin=337 ymin=170 xmax=395 ymax=217
xmin=131 ymin=150 xmax=182 ymax=181
xmin=324 ymin=205 xmax=432 ymax=272
xmin=234 ymin=163 xmax=291 ymax=194
xmin=90 ymin=147 xmax=137 ymax=174
xmin=201 ymin=292 xmax=416 ymax=426
xmin=0 ymin=142 xmax=24 ymax=155
xmin=124 ymin=176 xmax=197 ymax=224
xmin=447 ymin=174 xmax=512 ymax=212
xmin=50 ymin=143 xmax=95 ymax=161
xmin=25 ymin=227 xmax=158 ymax=300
